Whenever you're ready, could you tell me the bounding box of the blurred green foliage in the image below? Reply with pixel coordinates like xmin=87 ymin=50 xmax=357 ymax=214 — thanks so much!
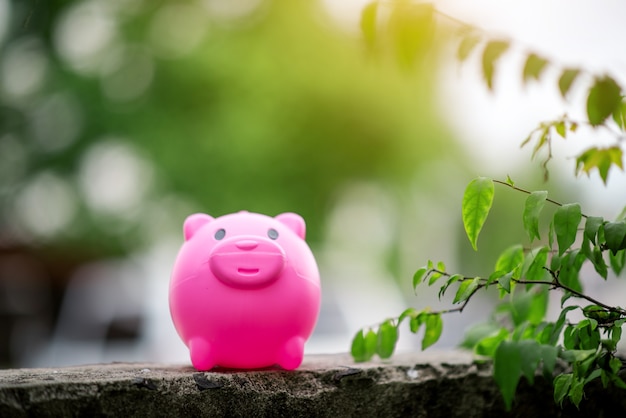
xmin=0 ymin=0 xmax=457 ymax=256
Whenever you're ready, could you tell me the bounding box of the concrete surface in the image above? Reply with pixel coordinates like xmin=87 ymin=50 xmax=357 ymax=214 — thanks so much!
xmin=0 ymin=351 xmax=624 ymax=417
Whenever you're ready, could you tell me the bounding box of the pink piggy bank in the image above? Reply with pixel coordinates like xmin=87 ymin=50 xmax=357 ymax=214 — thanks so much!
xmin=169 ymin=211 xmax=321 ymax=370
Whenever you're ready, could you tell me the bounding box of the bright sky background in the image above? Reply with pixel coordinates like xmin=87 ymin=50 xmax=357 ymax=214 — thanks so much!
xmin=435 ymin=0 xmax=626 ymax=217
xmin=324 ymin=0 xmax=626 ymax=218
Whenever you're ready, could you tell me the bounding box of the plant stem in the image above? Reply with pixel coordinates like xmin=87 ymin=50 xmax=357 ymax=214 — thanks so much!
xmin=493 ymin=179 xmax=589 ymax=218
xmin=430 ymin=286 xmax=483 ymax=315
xmin=418 ymin=268 xmax=626 ymax=321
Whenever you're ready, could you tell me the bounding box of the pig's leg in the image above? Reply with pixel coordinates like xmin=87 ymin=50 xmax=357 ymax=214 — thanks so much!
xmin=277 ymin=336 xmax=305 ymax=370
xmin=189 ymin=337 xmax=215 ymax=371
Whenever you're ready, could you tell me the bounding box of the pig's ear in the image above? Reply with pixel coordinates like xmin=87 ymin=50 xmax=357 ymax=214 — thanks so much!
xmin=275 ymin=213 xmax=306 ymax=239
xmin=183 ymin=213 xmax=214 ymax=241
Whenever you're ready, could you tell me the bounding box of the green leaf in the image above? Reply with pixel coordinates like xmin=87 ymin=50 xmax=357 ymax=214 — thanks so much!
xmin=590 ymin=245 xmax=608 ymax=279
xmin=614 ymin=375 xmax=626 ymax=390
xmin=558 ymin=69 xmax=580 ymax=98
xmin=554 ymin=373 xmax=573 ymax=406
xmin=582 ymin=305 xmax=620 ymax=324
xmin=609 ymin=357 xmax=622 ymax=375
xmin=438 ymin=274 xmax=462 ymax=300
xmin=352 ymin=329 xmax=374 ymax=362
xmin=558 ymin=250 xmax=585 ymax=293
xmin=561 ymin=291 xmax=574 ymax=308
xmin=522 ymin=54 xmax=548 ymax=84
xmin=388 ymin=2 xmax=435 ymax=69
xmin=554 ymin=203 xmax=582 ymax=255
xmin=551 ymin=253 xmax=562 ymax=273
xmin=460 ymin=322 xmax=501 ymax=349
xmin=457 ymin=33 xmax=481 ymax=62
xmin=360 ymin=2 xmax=379 ymax=50
xmin=413 ymin=267 xmax=427 ymax=289
xmin=550 ymin=306 xmax=578 ymax=345
xmin=462 ymin=177 xmax=495 ymax=251
xmin=525 ymin=246 xmax=549 ymax=282
xmin=475 ymin=328 xmax=509 ymax=357
xmin=576 ymin=146 xmax=624 ymax=185
xmin=520 ymin=132 xmax=533 ymax=148
xmin=508 ymin=287 xmax=548 ymax=326
xmin=548 ymin=220 xmax=555 ymax=251
xmin=537 ymin=322 xmax=554 ymax=345
xmin=410 ymin=313 xmax=425 ymax=333
xmin=398 ymin=308 xmax=418 ymax=324
xmin=527 ymin=288 xmax=549 ymax=325
xmin=587 ymin=76 xmax=622 ymax=126
xmin=585 ymin=368 xmax=602 ymax=385
xmin=377 ymin=320 xmax=398 ymax=359
xmin=454 ymin=277 xmax=481 ymax=304
xmin=498 ymin=272 xmax=513 ymax=295
xmin=486 ymin=270 xmax=506 ymax=287
xmin=495 ymin=245 xmax=524 ymax=275
xmin=555 ymin=121 xmax=566 ymax=138
xmin=422 ymin=314 xmax=442 ymax=350
xmin=523 ymin=191 xmax=548 ymax=242
xmin=612 ymin=99 xmax=626 ymax=130
xmin=481 ymin=40 xmax=509 ymax=90
xmin=531 ymin=129 xmax=550 ymax=160
xmin=505 ymin=175 xmax=515 ymax=186
xmin=518 ymin=340 xmax=541 ymax=384
xmin=575 ymin=317 xmax=598 ymax=331
xmin=610 ymin=322 xmax=624 ymax=346
xmin=584 ymin=216 xmax=604 ymax=245
xmin=540 ymin=344 xmax=558 ymax=376
xmin=443 ymin=273 xmax=463 ymax=289
xmin=560 ymin=348 xmax=596 ymax=363
xmin=568 ymin=377 xmax=585 ymax=409
xmin=428 ymin=270 xmax=443 ymax=286
xmin=609 ymin=249 xmax=626 ymax=275
xmin=494 ymin=340 xmax=522 ymax=411
xmin=604 ymin=221 xmax=626 ymax=255
xmin=601 ymin=370 xmax=610 ymax=388
xmin=364 ymin=330 xmax=378 ymax=360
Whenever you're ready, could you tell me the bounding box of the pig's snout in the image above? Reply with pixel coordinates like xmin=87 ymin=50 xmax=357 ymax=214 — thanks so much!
xmin=209 ymin=237 xmax=285 ymax=288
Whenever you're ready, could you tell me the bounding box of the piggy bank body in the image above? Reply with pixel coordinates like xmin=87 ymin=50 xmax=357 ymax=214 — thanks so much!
xmin=169 ymin=211 xmax=321 ymax=371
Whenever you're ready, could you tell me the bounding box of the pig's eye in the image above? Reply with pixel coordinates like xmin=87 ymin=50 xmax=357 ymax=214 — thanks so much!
xmin=267 ymin=228 xmax=279 ymax=240
xmin=214 ymin=229 xmax=226 ymax=240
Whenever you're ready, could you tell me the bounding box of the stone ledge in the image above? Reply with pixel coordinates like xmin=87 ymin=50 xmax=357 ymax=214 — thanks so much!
xmin=0 ymin=351 xmax=624 ymax=417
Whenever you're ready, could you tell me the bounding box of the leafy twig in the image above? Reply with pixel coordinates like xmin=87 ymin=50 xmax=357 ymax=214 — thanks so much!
xmin=493 ymin=179 xmax=589 ymax=218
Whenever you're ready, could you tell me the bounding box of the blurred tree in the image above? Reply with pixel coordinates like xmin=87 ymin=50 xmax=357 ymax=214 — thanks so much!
xmin=0 ymin=0 xmax=457 ymax=252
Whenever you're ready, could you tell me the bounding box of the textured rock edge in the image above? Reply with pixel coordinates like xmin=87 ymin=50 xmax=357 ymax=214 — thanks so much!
xmin=1 ymin=351 xmax=625 ymax=417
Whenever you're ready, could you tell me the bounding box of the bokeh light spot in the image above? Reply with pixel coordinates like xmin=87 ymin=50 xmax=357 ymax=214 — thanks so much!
xmin=0 ymin=37 xmax=48 ymax=98
xmin=78 ymin=139 xmax=154 ymax=216
xmin=202 ymin=0 xmax=264 ymax=23
xmin=100 ymin=46 xmax=154 ymax=102
xmin=53 ymin=0 xmax=117 ymax=74
xmin=30 ymin=93 xmax=83 ymax=153
xmin=14 ymin=172 xmax=78 ymax=238
xmin=149 ymin=3 xmax=208 ymax=59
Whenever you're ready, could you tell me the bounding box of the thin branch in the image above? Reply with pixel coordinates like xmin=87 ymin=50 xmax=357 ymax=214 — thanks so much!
xmin=364 ymin=264 xmax=626 ymax=334
xmin=429 ymin=285 xmax=484 ymax=315
xmin=514 ymin=267 xmax=626 ymax=316
xmin=416 ymin=266 xmax=625 ymax=321
xmin=492 ymin=179 xmax=589 ymax=218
